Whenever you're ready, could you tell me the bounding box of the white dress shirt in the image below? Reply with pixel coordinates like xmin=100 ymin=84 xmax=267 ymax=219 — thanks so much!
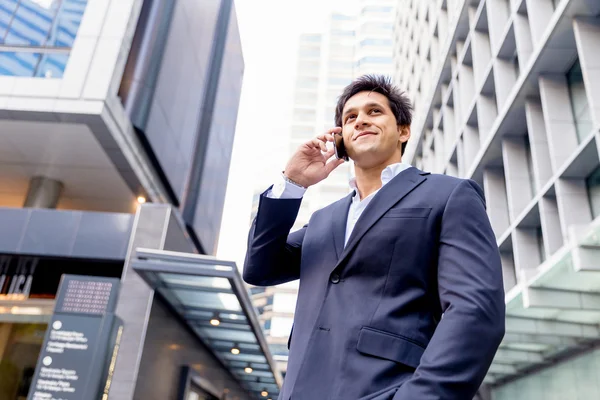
xmin=267 ymin=162 xmax=412 ymax=246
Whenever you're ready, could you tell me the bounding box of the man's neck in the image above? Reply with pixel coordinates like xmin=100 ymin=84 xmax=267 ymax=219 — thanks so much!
xmin=354 ymin=157 xmax=402 ymax=200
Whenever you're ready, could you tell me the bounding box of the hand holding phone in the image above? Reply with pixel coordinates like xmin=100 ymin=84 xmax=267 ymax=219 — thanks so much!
xmin=283 ymin=128 xmax=346 ymax=188
xmin=333 ymin=131 xmax=349 ymax=162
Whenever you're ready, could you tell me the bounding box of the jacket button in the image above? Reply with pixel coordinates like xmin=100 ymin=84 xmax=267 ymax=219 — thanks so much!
xmin=330 ymin=273 xmax=340 ymax=284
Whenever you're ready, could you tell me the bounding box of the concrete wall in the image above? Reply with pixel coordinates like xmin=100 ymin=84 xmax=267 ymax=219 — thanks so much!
xmin=133 ymin=297 xmax=250 ymax=400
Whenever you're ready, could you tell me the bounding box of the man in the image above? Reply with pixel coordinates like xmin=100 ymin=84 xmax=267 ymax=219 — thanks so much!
xmin=243 ymin=75 xmax=505 ymax=400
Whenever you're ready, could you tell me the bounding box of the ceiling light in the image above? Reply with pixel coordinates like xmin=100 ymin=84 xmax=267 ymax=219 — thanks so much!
xmin=137 ymin=196 xmax=146 ymax=204
xmin=261 ymin=390 xmax=268 ymax=397
xmin=244 ymin=366 xmax=253 ymax=374
xmin=231 ymin=346 xmax=240 ymax=355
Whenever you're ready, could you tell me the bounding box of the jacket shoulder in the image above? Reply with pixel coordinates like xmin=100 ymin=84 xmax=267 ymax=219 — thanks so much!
xmin=421 ymin=172 xmax=486 ymax=205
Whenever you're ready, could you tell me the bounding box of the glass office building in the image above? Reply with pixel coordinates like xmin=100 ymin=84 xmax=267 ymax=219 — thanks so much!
xmin=0 ymin=1 xmax=280 ymax=399
xmin=394 ymin=0 xmax=600 ymax=398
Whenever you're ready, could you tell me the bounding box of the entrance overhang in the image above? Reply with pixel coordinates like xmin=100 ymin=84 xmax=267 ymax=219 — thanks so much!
xmin=488 ymin=217 xmax=600 ymax=385
xmin=131 ymin=248 xmax=282 ymax=400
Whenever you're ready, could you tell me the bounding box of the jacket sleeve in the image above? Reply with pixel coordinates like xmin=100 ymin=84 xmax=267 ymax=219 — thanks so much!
xmin=243 ymin=189 xmax=306 ymax=286
xmin=393 ymin=179 xmax=506 ymax=400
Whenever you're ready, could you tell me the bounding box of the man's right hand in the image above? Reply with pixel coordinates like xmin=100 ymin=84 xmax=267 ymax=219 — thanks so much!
xmin=283 ymin=127 xmax=346 ymax=189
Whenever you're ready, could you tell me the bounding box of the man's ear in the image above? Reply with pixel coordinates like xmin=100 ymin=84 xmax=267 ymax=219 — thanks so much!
xmin=398 ymin=125 xmax=411 ymax=143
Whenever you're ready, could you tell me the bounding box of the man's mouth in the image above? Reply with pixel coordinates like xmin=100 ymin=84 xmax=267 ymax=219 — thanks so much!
xmin=354 ymin=131 xmax=377 ymax=140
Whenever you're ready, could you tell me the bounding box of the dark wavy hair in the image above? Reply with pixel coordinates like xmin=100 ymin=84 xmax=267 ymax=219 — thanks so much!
xmin=335 ymin=74 xmax=413 ymax=154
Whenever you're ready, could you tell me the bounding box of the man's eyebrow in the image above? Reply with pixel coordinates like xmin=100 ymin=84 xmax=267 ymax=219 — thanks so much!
xmin=342 ymin=107 xmax=356 ymax=117
xmin=342 ymin=102 xmax=385 ymax=116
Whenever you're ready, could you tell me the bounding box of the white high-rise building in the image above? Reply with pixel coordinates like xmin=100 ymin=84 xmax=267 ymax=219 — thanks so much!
xmin=394 ymin=0 xmax=600 ymax=398
xmin=355 ymin=0 xmax=397 ymax=77
xmin=251 ymin=4 xmax=397 ymax=374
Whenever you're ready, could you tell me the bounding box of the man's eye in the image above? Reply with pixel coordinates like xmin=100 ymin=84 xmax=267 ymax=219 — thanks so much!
xmin=371 ymin=109 xmax=381 ymax=114
xmin=346 ymin=115 xmax=356 ymax=122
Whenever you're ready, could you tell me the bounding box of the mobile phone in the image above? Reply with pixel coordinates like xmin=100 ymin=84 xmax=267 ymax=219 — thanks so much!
xmin=333 ymin=132 xmax=349 ymax=161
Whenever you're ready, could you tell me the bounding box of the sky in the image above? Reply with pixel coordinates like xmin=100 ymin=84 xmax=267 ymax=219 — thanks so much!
xmin=216 ymin=0 xmax=357 ymax=266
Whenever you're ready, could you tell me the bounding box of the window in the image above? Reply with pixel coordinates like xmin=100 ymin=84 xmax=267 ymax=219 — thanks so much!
xmin=361 ymin=6 xmax=393 ymax=14
xmin=329 ymin=59 xmax=353 ymax=70
xmin=360 ymin=22 xmax=394 ymax=34
xmin=323 ymin=107 xmax=335 ymax=124
xmin=328 ymin=77 xmax=351 ymax=86
xmin=331 ymin=29 xmax=355 ymax=37
xmin=301 ymin=34 xmax=321 ymax=43
xmin=329 ymin=45 xmax=353 ymax=57
xmin=295 ymin=91 xmax=318 ymax=105
xmin=291 ymin=126 xmax=314 ymax=138
xmin=359 ymin=38 xmax=393 ymax=47
xmin=0 ymin=0 xmax=88 ymax=77
xmin=299 ymin=47 xmax=321 ymax=58
xmin=327 ymin=90 xmax=339 ymax=104
xmin=332 ymin=13 xmax=354 ymax=21
xmin=263 ymin=319 xmax=271 ymax=331
xmin=293 ymin=108 xmax=317 ymax=121
xmin=587 ymin=166 xmax=600 ymax=219
xmin=356 ymin=56 xmax=393 ymax=66
xmin=296 ymin=76 xmax=319 ymax=89
xmin=567 ymin=60 xmax=593 ymax=143
xmin=298 ymin=60 xmax=320 ymax=73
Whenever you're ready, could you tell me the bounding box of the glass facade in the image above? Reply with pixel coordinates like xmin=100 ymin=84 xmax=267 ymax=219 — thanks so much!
xmin=567 ymin=60 xmax=593 ymax=143
xmin=0 ymin=0 xmax=87 ymax=77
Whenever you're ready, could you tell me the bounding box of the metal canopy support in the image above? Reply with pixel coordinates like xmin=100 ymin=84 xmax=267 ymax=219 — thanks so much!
xmin=505 ymin=316 xmax=600 ymax=338
xmin=131 ymin=248 xmax=282 ymax=400
xmin=523 ymin=287 xmax=600 ymax=310
xmin=488 ymin=364 xmax=518 ymax=376
xmin=493 ymin=348 xmax=545 ymax=364
xmin=501 ymin=332 xmax=582 ymax=347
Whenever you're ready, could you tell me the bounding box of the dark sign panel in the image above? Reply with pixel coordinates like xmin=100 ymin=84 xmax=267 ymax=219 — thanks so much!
xmin=28 ymin=275 xmax=122 ymax=400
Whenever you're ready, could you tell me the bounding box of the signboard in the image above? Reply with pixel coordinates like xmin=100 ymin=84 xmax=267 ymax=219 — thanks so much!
xmin=0 ymin=255 xmax=38 ymax=299
xmin=28 ymin=275 xmax=123 ymax=400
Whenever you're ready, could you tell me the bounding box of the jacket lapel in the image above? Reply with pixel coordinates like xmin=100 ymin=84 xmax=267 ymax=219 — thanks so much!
xmin=334 ymin=167 xmax=428 ymax=269
xmin=330 ymin=192 xmax=354 ymax=258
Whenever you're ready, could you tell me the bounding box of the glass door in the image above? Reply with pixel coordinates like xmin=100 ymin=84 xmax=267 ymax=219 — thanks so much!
xmin=0 ymin=322 xmax=47 ymax=399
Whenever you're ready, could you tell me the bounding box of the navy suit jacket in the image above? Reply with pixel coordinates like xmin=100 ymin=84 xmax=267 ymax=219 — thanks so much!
xmin=244 ymin=167 xmax=505 ymax=400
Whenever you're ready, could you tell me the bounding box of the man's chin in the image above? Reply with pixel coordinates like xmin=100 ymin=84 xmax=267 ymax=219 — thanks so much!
xmin=348 ymin=149 xmax=381 ymax=168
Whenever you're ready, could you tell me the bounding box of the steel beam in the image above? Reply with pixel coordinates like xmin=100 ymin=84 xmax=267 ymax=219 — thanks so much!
xmin=523 ymin=287 xmax=600 ymax=310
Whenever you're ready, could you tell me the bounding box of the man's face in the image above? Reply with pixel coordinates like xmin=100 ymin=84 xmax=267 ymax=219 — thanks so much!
xmin=340 ymin=91 xmax=410 ymax=168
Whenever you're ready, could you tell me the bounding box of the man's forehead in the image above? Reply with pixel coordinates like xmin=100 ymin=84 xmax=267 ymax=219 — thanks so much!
xmin=343 ymin=91 xmax=388 ymax=111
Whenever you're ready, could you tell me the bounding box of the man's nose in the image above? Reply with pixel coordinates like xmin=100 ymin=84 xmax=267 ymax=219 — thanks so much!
xmin=354 ymin=113 xmax=370 ymax=128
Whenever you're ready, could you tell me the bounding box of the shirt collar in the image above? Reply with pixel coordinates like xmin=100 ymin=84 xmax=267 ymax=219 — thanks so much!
xmin=349 ymin=162 xmax=412 ymax=193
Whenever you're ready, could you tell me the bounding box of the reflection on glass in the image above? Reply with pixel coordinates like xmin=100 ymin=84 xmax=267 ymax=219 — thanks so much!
xmin=0 ymin=0 xmax=20 ymax=40
xmin=567 ymin=60 xmax=593 ymax=143
xmin=160 ymin=273 xmax=231 ymax=290
xmin=48 ymin=0 xmax=87 ymax=48
xmin=35 ymin=52 xmax=67 ymax=77
xmin=2 ymin=0 xmax=60 ymax=46
xmin=173 ymin=290 xmax=241 ymax=311
xmin=0 ymin=52 xmax=41 ymax=76
xmin=199 ymin=327 xmax=256 ymax=343
xmin=0 ymin=0 xmax=88 ymax=77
